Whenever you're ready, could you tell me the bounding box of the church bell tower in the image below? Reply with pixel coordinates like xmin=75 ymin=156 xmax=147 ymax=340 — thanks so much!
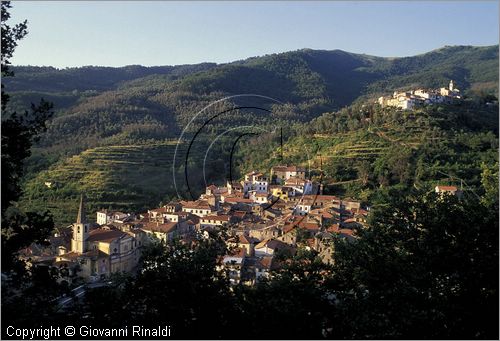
xmin=71 ymin=194 xmax=89 ymax=253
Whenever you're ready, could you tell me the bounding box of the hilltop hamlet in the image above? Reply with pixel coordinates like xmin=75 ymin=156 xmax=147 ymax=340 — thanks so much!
xmin=18 ymin=165 xmax=462 ymax=286
xmin=377 ymin=80 xmax=462 ymax=110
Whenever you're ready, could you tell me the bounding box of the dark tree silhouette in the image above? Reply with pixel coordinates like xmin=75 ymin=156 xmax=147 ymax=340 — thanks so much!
xmin=329 ymin=191 xmax=499 ymax=339
xmin=1 ymin=1 xmax=54 ymax=270
xmin=1 ymin=2 xmax=63 ymax=335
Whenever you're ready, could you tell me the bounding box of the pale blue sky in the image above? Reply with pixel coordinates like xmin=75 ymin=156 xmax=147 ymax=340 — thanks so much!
xmin=9 ymin=1 xmax=499 ymax=68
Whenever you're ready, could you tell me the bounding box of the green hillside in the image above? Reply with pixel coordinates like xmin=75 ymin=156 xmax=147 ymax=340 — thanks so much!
xmin=5 ymin=46 xmax=498 ymax=147
xmin=5 ymin=45 xmax=498 ymax=226
xmin=20 ymin=134 xmax=252 ymax=226
xmin=5 ymin=63 xmax=217 ymax=92
xmin=239 ymin=101 xmax=498 ymax=203
xmin=21 ymin=142 xmax=182 ymax=225
xmin=6 ymin=45 xmax=496 ymax=160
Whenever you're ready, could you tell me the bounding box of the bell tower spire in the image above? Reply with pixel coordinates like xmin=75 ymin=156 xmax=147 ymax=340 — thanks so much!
xmin=72 ymin=194 xmax=89 ymax=253
xmin=76 ymin=194 xmax=86 ymax=224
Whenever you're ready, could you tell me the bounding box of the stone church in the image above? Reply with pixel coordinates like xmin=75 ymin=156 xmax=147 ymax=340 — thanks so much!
xmin=55 ymin=195 xmax=143 ymax=281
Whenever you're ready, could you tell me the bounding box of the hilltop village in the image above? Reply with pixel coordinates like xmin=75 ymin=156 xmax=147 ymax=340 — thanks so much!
xmin=20 ymin=166 xmax=461 ymax=286
xmin=377 ymin=80 xmax=462 ymax=110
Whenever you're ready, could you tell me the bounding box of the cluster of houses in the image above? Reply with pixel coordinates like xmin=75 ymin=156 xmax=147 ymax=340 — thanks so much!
xmin=377 ymin=80 xmax=462 ymax=110
xmin=19 ymin=165 xmax=463 ymax=286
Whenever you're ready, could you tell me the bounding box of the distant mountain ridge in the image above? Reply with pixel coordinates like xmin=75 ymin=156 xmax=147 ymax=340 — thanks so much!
xmin=4 ymin=45 xmax=497 ymax=150
xmin=5 ymin=63 xmax=218 ymax=93
xmin=4 ymin=45 xmax=498 ymax=226
xmin=6 ymin=44 xmax=498 ymax=97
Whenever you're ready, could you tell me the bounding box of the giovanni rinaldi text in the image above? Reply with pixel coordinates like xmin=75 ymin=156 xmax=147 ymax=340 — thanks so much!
xmin=5 ymin=325 xmax=172 ymax=339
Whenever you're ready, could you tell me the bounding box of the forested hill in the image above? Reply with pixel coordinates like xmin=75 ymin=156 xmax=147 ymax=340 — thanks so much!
xmin=5 ymin=45 xmax=498 ymax=107
xmin=4 ymin=63 xmax=218 ymax=92
xmin=4 ymin=44 xmax=498 ymax=226
xmin=4 ymin=45 xmax=498 ymax=152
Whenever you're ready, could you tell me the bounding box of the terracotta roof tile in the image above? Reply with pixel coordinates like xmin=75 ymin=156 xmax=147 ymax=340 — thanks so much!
xmin=256 ymin=256 xmax=274 ymax=269
xmin=87 ymin=229 xmax=127 ymax=243
xmin=436 ymin=185 xmax=458 ymax=191
xmin=142 ymin=222 xmax=177 ymax=234
xmin=202 ymin=215 xmax=230 ymax=222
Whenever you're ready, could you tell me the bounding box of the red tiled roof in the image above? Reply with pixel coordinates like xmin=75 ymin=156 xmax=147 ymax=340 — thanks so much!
xmin=272 ymin=166 xmax=287 ymax=172
xmin=285 ymin=177 xmax=306 ymax=185
xmin=339 ymin=229 xmax=355 ymax=236
xmin=298 ymin=222 xmax=321 ymax=230
xmin=310 ymin=209 xmax=334 ymax=219
xmin=225 ymin=198 xmax=253 ymax=204
xmin=301 ymin=195 xmax=340 ymax=202
xmin=256 ymin=256 xmax=274 ymax=269
xmin=167 ymin=211 xmax=189 ymax=216
xmin=232 ymin=211 xmax=246 ymax=218
xmin=255 ymin=238 xmax=288 ymax=250
xmin=202 ymin=215 xmax=230 ymax=222
xmin=327 ymin=224 xmax=340 ymax=233
xmin=282 ymin=224 xmax=295 ymax=234
xmin=239 ymin=234 xmax=259 ymax=244
xmin=87 ymin=229 xmax=127 ymax=243
xmin=182 ymin=200 xmax=213 ymax=210
xmin=305 ymin=238 xmax=316 ymax=248
xmin=436 ymin=185 xmax=458 ymax=191
xmin=142 ymin=222 xmax=177 ymax=234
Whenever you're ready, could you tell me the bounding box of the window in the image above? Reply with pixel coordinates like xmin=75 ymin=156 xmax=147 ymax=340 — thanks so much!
xmin=113 ymin=248 xmax=118 ymax=253
xmin=84 ymin=226 xmax=88 ymax=233
xmin=77 ymin=226 xmax=80 ymax=233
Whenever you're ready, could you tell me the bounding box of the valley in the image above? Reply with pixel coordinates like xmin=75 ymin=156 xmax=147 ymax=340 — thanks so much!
xmin=3 ymin=45 xmax=498 ymax=227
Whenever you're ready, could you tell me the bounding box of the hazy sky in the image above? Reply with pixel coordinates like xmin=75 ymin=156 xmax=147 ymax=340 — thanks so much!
xmin=9 ymin=1 xmax=499 ymax=68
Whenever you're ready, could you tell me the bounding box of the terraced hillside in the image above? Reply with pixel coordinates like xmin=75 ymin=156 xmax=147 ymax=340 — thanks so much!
xmin=6 ymin=46 xmax=498 ymax=226
xmin=21 ymin=142 xmax=182 ymax=226
xmin=5 ymin=45 xmax=498 ymax=164
xmin=275 ymin=125 xmax=428 ymax=184
xmin=240 ymin=102 xmax=499 ymax=201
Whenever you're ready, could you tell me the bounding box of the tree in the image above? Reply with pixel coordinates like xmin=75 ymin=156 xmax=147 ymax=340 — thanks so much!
xmin=357 ymin=160 xmax=371 ymax=186
xmin=329 ymin=191 xmax=499 ymax=339
xmin=1 ymin=1 xmax=54 ymax=270
xmin=480 ymin=161 xmax=499 ymax=209
xmin=1 ymin=1 xmax=27 ymax=104
xmin=71 ymin=232 xmax=239 ymax=338
xmin=1 ymin=2 xmax=63 ymax=334
xmin=236 ymin=248 xmax=335 ymax=339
